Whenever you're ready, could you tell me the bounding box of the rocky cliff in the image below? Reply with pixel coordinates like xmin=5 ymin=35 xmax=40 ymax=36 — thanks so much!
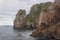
xmin=14 ymin=2 xmax=51 ymax=30
xmin=31 ymin=0 xmax=60 ymax=40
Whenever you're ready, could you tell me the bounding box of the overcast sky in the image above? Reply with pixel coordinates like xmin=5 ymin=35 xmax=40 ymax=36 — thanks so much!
xmin=0 ymin=0 xmax=54 ymax=25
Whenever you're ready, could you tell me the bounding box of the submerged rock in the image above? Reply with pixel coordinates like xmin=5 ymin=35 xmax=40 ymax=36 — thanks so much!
xmin=31 ymin=0 xmax=60 ymax=40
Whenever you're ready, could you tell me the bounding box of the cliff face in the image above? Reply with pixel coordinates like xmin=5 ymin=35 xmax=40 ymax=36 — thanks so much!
xmin=32 ymin=0 xmax=60 ymax=39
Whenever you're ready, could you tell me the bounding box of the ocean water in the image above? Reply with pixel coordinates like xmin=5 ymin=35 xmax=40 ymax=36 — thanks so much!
xmin=0 ymin=26 xmax=56 ymax=40
xmin=0 ymin=26 xmax=36 ymax=40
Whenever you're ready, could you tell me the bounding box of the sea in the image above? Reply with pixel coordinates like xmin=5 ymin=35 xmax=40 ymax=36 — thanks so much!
xmin=0 ymin=25 xmax=56 ymax=40
xmin=0 ymin=25 xmax=36 ymax=40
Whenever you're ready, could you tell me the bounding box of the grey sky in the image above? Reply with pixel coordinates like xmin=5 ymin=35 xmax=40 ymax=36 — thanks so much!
xmin=0 ymin=0 xmax=54 ymax=25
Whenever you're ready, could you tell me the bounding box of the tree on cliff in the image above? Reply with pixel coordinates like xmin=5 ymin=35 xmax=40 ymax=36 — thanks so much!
xmin=17 ymin=9 xmax=26 ymax=16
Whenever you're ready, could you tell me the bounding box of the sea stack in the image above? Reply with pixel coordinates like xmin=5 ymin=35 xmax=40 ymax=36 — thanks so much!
xmin=14 ymin=9 xmax=26 ymax=29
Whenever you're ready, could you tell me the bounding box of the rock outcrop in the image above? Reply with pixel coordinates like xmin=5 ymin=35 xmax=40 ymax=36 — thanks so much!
xmin=14 ymin=9 xmax=27 ymax=29
xmin=31 ymin=0 xmax=60 ymax=40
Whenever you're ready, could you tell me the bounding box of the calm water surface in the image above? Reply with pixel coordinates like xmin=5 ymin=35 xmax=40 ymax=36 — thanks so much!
xmin=0 ymin=26 xmax=36 ymax=40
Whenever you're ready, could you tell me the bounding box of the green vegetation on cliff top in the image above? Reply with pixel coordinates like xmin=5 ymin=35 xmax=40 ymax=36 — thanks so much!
xmin=26 ymin=2 xmax=52 ymax=23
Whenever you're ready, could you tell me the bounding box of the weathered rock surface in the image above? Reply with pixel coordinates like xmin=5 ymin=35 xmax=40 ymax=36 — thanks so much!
xmin=31 ymin=0 xmax=60 ymax=40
